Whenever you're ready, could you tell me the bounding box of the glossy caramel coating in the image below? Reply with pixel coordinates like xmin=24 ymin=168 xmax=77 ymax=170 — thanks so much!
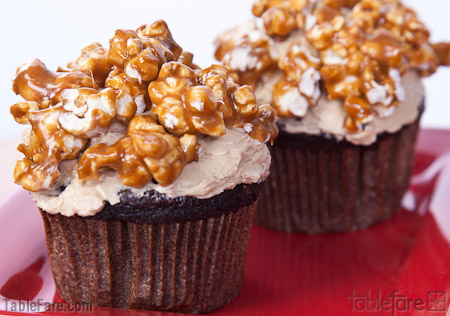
xmin=273 ymin=44 xmax=321 ymax=117
xmin=214 ymin=21 xmax=275 ymax=89
xmin=149 ymin=62 xmax=226 ymax=137
xmin=12 ymin=21 xmax=277 ymax=192
xmin=200 ymin=66 xmax=278 ymax=144
xmin=13 ymin=59 xmax=95 ymax=108
xmin=14 ymin=105 xmax=88 ymax=191
xmin=253 ymin=0 xmax=308 ymax=36
xmin=150 ymin=63 xmax=278 ymax=143
xmin=215 ymin=0 xmax=449 ymax=133
xmin=432 ymin=42 xmax=450 ymax=66
xmin=77 ymin=115 xmax=187 ymax=188
xmin=67 ymin=43 xmax=110 ymax=86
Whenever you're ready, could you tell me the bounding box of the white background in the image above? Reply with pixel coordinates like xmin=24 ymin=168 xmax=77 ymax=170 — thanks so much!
xmin=0 ymin=0 xmax=449 ymax=142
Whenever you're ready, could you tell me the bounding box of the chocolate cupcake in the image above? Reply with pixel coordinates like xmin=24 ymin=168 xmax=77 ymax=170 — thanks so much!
xmin=11 ymin=21 xmax=277 ymax=313
xmin=215 ymin=0 xmax=450 ymax=233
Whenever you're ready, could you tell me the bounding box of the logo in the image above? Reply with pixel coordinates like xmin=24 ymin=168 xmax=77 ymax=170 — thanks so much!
xmin=428 ymin=291 xmax=447 ymax=312
xmin=348 ymin=290 xmax=447 ymax=315
xmin=1 ymin=299 xmax=93 ymax=313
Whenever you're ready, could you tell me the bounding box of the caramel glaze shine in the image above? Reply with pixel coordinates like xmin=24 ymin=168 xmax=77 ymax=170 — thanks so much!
xmin=10 ymin=20 xmax=278 ymax=192
xmin=13 ymin=59 xmax=95 ymax=108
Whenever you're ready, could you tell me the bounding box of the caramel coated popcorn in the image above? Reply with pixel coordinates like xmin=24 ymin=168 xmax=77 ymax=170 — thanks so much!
xmin=215 ymin=0 xmax=450 ymax=133
xmin=214 ymin=20 xmax=276 ymax=88
xmin=13 ymin=105 xmax=88 ymax=191
xmin=149 ymin=62 xmax=226 ymax=137
xmin=273 ymin=44 xmax=321 ymax=117
xmin=200 ymin=65 xmax=278 ymax=143
xmin=77 ymin=115 xmax=188 ymax=188
xmin=13 ymin=59 xmax=96 ymax=108
xmin=58 ymin=88 xmax=117 ymax=138
xmin=433 ymin=42 xmax=450 ymax=66
xmin=12 ymin=21 xmax=277 ymax=192
xmin=67 ymin=43 xmax=110 ymax=86
xmin=252 ymin=0 xmax=309 ymax=36
xmin=149 ymin=63 xmax=278 ymax=143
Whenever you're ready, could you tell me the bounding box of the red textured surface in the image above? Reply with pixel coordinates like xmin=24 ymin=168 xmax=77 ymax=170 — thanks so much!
xmin=0 ymin=257 xmax=45 ymax=301
xmin=0 ymin=129 xmax=449 ymax=316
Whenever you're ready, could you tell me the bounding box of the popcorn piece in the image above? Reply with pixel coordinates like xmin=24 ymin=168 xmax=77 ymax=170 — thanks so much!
xmin=360 ymin=30 xmax=404 ymax=69
xmin=67 ymin=43 xmax=111 ymax=86
xmin=253 ymin=0 xmax=309 ymax=36
xmin=274 ymin=80 xmax=310 ymax=117
xmin=10 ymin=101 xmax=39 ymax=124
xmin=351 ymin=0 xmax=382 ymax=31
xmin=77 ymin=115 xmax=187 ymax=188
xmin=408 ymin=44 xmax=439 ymax=77
xmin=58 ymin=88 xmax=117 ymax=138
xmin=233 ymin=85 xmax=259 ymax=117
xmin=200 ymin=66 xmax=278 ymax=144
xmin=343 ymin=96 xmax=373 ymax=132
xmin=432 ymin=42 xmax=450 ymax=66
xmin=107 ymin=21 xmax=181 ymax=70
xmin=263 ymin=6 xmax=298 ymax=37
xmin=214 ymin=20 xmax=276 ymax=88
xmin=137 ymin=22 xmax=183 ymax=64
xmin=273 ymin=44 xmax=321 ymax=117
xmin=149 ymin=62 xmax=226 ymax=137
xmin=199 ymin=65 xmax=235 ymax=119
xmin=14 ymin=105 xmax=87 ymax=191
xmin=320 ymin=65 xmax=358 ymax=99
xmin=279 ymin=44 xmax=322 ymax=82
xmin=124 ymin=49 xmax=159 ymax=83
xmin=107 ymin=29 xmax=140 ymax=67
xmin=306 ymin=5 xmax=346 ymax=50
xmin=252 ymin=0 xmax=284 ymax=16
xmin=105 ymin=67 xmax=148 ymax=122
xmin=13 ymin=59 xmax=95 ymax=107
xmin=104 ymin=20 xmax=184 ymax=122
xmin=246 ymin=103 xmax=278 ymax=144
xmin=344 ymin=96 xmax=373 ymax=132
xmin=401 ymin=8 xmax=431 ymax=46
xmin=180 ymin=134 xmax=200 ymax=163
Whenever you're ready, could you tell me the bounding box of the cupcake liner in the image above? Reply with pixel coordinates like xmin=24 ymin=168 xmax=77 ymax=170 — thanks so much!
xmin=256 ymin=118 xmax=421 ymax=234
xmin=40 ymin=197 xmax=258 ymax=314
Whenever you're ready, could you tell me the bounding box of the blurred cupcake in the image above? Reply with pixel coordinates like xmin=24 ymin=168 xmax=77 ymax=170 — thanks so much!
xmin=11 ymin=21 xmax=277 ymax=313
xmin=215 ymin=0 xmax=450 ymax=233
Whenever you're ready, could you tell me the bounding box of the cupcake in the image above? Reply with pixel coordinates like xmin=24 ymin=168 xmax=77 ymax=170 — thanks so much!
xmin=215 ymin=0 xmax=450 ymax=233
xmin=11 ymin=20 xmax=277 ymax=313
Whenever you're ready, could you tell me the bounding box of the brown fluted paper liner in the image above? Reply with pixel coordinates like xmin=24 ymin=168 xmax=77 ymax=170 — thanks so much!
xmin=256 ymin=118 xmax=421 ymax=234
xmin=40 ymin=200 xmax=257 ymax=314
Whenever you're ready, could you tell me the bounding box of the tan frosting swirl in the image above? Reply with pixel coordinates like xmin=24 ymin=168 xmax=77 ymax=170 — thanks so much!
xmin=32 ymin=129 xmax=271 ymax=216
xmin=276 ymin=71 xmax=424 ymax=145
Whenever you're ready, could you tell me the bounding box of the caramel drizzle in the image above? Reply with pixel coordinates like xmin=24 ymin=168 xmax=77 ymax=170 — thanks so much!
xmin=215 ymin=0 xmax=450 ymax=133
xmin=11 ymin=20 xmax=278 ymax=192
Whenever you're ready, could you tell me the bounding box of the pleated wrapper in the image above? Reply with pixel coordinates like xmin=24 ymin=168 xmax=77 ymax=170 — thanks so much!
xmin=39 ymin=184 xmax=260 ymax=314
xmin=256 ymin=114 xmax=422 ymax=234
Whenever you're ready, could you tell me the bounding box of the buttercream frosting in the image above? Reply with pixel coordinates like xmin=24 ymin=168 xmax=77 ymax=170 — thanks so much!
xmin=32 ymin=129 xmax=271 ymax=216
xmin=266 ymin=71 xmax=424 ymax=145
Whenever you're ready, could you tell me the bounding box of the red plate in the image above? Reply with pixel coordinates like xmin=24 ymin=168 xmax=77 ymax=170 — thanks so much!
xmin=1 ymin=129 xmax=450 ymax=316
